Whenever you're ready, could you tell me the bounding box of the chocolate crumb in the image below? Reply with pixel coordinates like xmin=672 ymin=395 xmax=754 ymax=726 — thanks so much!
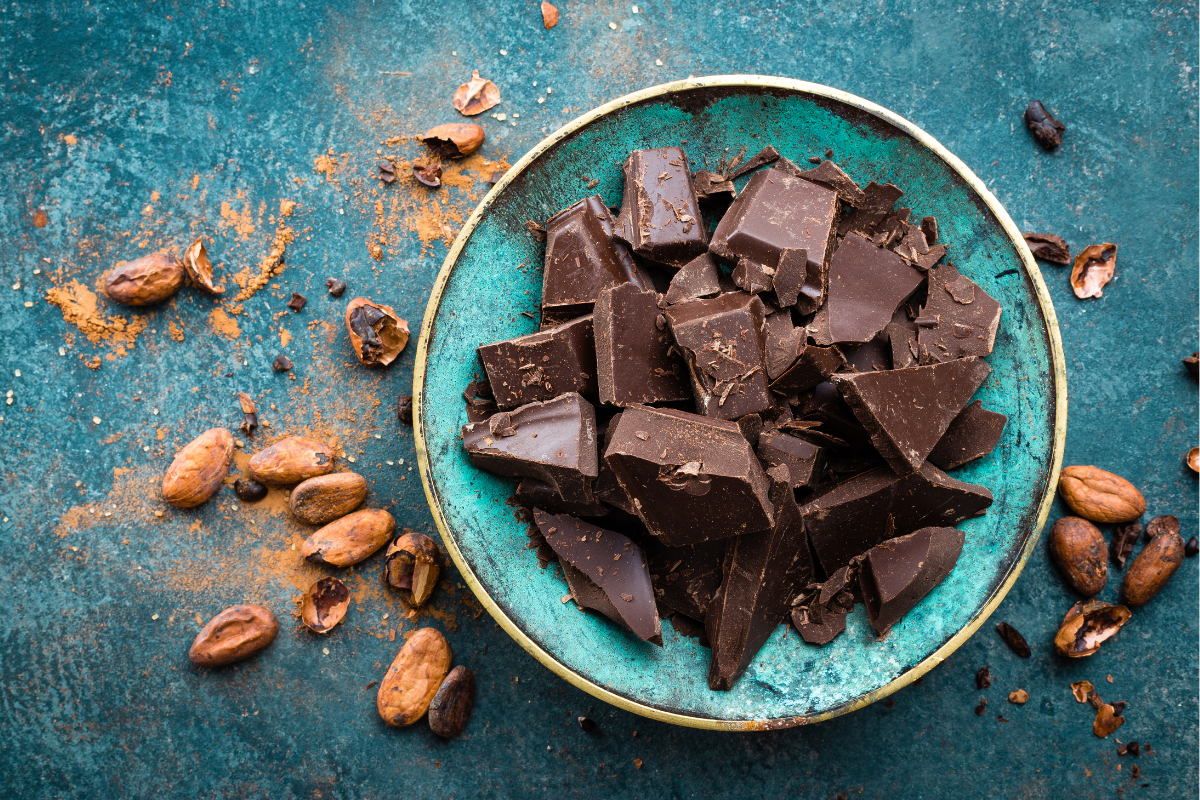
xmin=884 ymin=699 xmax=895 ymax=708
xmin=975 ymin=699 xmax=988 ymax=716
xmin=1111 ymin=700 xmax=1127 ymax=716
xmin=807 ymin=156 xmax=822 ymax=164
xmin=1024 ymin=100 xmax=1066 ymax=150
xmin=272 ymin=354 xmax=293 ymax=372
xmin=1117 ymin=740 xmax=1141 ymax=756
xmin=975 ymin=666 xmax=993 ymax=689
xmin=287 ymin=292 xmax=307 ymax=313
xmin=997 ymin=714 xmax=1008 ymax=723
xmin=525 ymin=220 xmax=547 ymax=242
xmin=586 ymin=178 xmax=599 ymax=189
xmin=996 ymin=622 xmax=1031 ymax=658
xmin=326 ymin=278 xmax=347 ymax=297
xmin=397 ymin=395 xmax=414 ymax=426
xmin=1184 ymin=353 xmax=1199 ymax=381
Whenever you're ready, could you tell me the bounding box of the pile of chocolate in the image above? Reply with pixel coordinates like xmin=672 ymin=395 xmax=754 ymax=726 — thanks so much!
xmin=461 ymin=144 xmax=1006 ymax=691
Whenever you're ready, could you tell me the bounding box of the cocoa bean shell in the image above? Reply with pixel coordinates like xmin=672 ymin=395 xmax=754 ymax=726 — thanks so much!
xmin=289 ymin=472 xmax=368 ymax=525
xmin=1057 ymin=465 xmax=1146 ymax=523
xmin=345 ymin=297 xmax=409 ymax=367
xmin=376 ymin=627 xmax=452 ymax=727
xmin=104 ymin=251 xmax=185 ymax=306
xmin=1121 ymin=529 xmax=1185 ymax=606
xmin=1053 ymin=599 xmax=1130 ymax=657
xmin=420 ymin=123 xmax=485 ymax=158
xmin=161 ymin=428 xmax=235 ymax=508
xmin=384 ymin=531 xmax=443 ymax=606
xmin=248 ymin=436 xmax=336 ymax=485
xmin=301 ymin=508 xmax=395 ymax=567
xmin=428 ymin=665 xmax=475 ymax=737
xmin=188 ymin=604 xmax=279 ymax=667
xmin=1048 ymin=516 xmax=1107 ymax=596
xmin=299 ymin=576 xmax=350 ymax=634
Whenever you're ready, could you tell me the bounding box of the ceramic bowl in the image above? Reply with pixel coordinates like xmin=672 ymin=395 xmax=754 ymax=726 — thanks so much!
xmin=414 ymin=76 xmax=1066 ymax=730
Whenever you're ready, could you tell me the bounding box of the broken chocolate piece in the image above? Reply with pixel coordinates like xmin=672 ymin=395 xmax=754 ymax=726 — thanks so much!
xmin=796 ymin=159 xmax=866 ymax=206
xmin=536 ymin=509 xmax=662 ymax=645
xmin=1024 ymin=100 xmax=1065 ymax=150
xmin=648 ymin=540 xmax=726 ymax=621
xmin=736 ymin=413 xmax=763 ymax=447
xmin=791 ymin=603 xmax=848 ymax=645
xmin=462 ymin=393 xmax=599 ymax=506
xmin=665 ymin=292 xmax=773 ymax=420
xmin=614 ymin=147 xmax=708 ymax=268
xmin=709 ymin=168 xmax=838 ymax=289
xmin=726 ymin=145 xmax=781 ymax=181
xmin=517 ymin=478 xmax=607 ymax=517
xmin=928 ymin=400 xmax=1007 ymax=470
xmin=543 ymin=195 xmax=648 ymax=317
xmin=272 ymin=354 xmax=292 ymax=372
xmin=594 ymin=282 xmax=690 ymax=406
xmin=732 ymin=258 xmax=774 ymax=294
xmin=770 ymin=343 xmax=846 ymax=395
xmin=1023 ymin=232 xmax=1070 ymax=265
xmin=841 ymin=336 xmax=892 ymax=374
xmin=763 ymin=310 xmax=805 ymax=380
xmin=706 ymin=465 xmax=813 ymax=689
xmin=801 ymin=462 xmax=992 ymax=573
xmin=662 ymin=253 xmax=721 ymax=306
xmin=921 ymin=216 xmax=939 ymax=246
xmin=810 ymin=232 xmax=925 ymax=345
xmin=325 ymin=277 xmax=347 ymax=297
xmin=917 ymin=265 xmax=1002 ymax=362
xmin=756 ymin=431 xmax=823 ymax=489
xmin=603 ymin=405 xmax=775 ymax=546
xmin=287 ymin=292 xmax=307 ymax=312
xmin=859 ymin=526 xmax=965 ymax=635
xmin=837 ymin=181 xmax=903 ymax=238
xmin=771 ymin=247 xmax=817 ymax=311
xmin=477 ymin=315 xmax=598 ymax=410
xmin=692 ymin=170 xmax=736 ymax=201
xmin=833 ymin=357 xmax=992 ymax=474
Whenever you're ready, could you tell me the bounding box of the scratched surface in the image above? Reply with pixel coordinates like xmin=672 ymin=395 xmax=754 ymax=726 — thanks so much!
xmin=1 ymin=1 xmax=1196 ymax=798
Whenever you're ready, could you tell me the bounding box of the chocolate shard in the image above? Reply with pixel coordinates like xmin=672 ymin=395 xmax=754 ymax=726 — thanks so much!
xmin=595 ymin=412 xmax=636 ymax=514
xmin=709 ymin=168 xmax=838 ymax=286
xmin=732 ymin=258 xmax=775 ymax=295
xmin=840 ymin=335 xmax=892 ymax=374
xmin=833 ymin=357 xmax=991 ymax=474
xmin=860 ymin=526 xmax=965 ymax=636
xmin=771 ymin=247 xmax=817 ymax=311
xmin=763 ymin=310 xmax=805 ymax=380
xmin=893 ymin=221 xmax=948 ymax=272
xmin=736 ymin=412 xmax=764 ymax=447
xmin=603 ymin=405 xmax=775 ymax=546
xmin=543 ymin=195 xmax=650 ymax=318
xmin=614 ymin=147 xmax=708 ymax=268
xmin=800 ymin=462 xmax=992 ymax=573
xmin=928 ymin=400 xmax=1007 ymax=470
xmin=790 ymin=565 xmax=856 ymax=645
xmin=726 ymin=145 xmax=781 ymax=181
xmin=536 ymin=509 xmax=662 ymax=646
xmin=594 ymin=282 xmax=691 ymax=406
xmin=706 ymin=464 xmax=813 ymax=690
xmin=516 ymin=478 xmax=607 ymax=517
xmin=810 ymin=232 xmax=926 ymax=346
xmin=796 ymin=159 xmax=866 ymax=206
xmin=648 ymin=540 xmax=727 ymax=621
xmin=478 ymin=315 xmax=598 ymax=410
xmin=665 ymin=292 xmax=773 ymax=420
xmin=886 ymin=308 xmax=919 ymax=369
xmin=800 ymin=380 xmax=873 ymax=450
xmin=791 ymin=604 xmax=848 ymax=645
xmin=692 ymin=170 xmax=736 ymax=201
xmin=662 ymin=253 xmax=721 ymax=307
xmin=917 ymin=265 xmax=1003 ymax=362
xmin=755 ymin=430 xmax=824 ymax=489
xmin=462 ymin=393 xmax=599 ymax=505
xmin=770 ymin=343 xmax=847 ymax=395
xmin=921 ymin=216 xmax=939 ymax=246
xmin=837 ymin=181 xmax=903 ymax=237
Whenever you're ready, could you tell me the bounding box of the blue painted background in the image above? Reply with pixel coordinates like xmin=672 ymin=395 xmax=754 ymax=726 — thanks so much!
xmin=1 ymin=1 xmax=1195 ymax=798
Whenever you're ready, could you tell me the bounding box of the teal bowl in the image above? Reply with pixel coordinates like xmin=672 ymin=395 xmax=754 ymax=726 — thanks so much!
xmin=414 ymin=76 xmax=1067 ymax=730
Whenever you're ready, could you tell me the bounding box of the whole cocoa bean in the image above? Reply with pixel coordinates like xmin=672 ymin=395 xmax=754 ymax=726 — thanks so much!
xmin=1122 ymin=528 xmax=1185 ymax=606
xmin=289 ymin=472 xmax=368 ymax=525
xmin=1048 ymin=517 xmax=1107 ymax=596
xmin=376 ymin=627 xmax=452 ymax=727
xmin=188 ymin=604 xmax=278 ymax=667
xmin=301 ymin=508 xmax=395 ymax=566
xmin=104 ymin=251 xmax=185 ymax=306
xmin=1057 ymin=466 xmax=1145 ymax=523
xmin=161 ymin=428 xmax=235 ymax=508
xmin=248 ymin=436 xmax=335 ymax=485
xmin=428 ymin=665 xmax=475 ymax=738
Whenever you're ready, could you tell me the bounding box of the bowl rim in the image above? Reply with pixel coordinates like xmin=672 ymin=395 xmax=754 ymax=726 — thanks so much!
xmin=413 ymin=74 xmax=1068 ymax=731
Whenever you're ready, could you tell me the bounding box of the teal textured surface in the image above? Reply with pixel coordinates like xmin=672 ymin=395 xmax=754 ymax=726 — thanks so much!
xmin=420 ymin=81 xmax=1059 ymax=723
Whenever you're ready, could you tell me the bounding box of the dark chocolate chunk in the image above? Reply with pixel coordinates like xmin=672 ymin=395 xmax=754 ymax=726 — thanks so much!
xmin=706 ymin=465 xmax=813 ymax=689
xmin=975 ymin=665 xmax=993 ymax=689
xmin=1023 ymin=232 xmax=1070 ymax=265
xmin=840 ymin=335 xmax=892 ymax=374
xmin=796 ymin=160 xmax=866 ymax=206
xmin=800 ymin=462 xmax=992 ymax=573
xmin=692 ymin=170 xmax=736 ymax=201
xmin=1117 ymin=741 xmax=1140 ymax=757
xmin=833 ymin=357 xmax=992 ymax=474
xmin=763 ymin=310 xmax=805 ymax=380
xmin=770 ymin=344 xmax=847 ymax=395
xmin=462 ymin=393 xmax=599 ymax=506
xmin=665 ymin=292 xmax=773 ymax=420
xmin=709 ymin=168 xmax=838 ymax=288
xmin=917 ymin=265 xmax=1002 ymax=362
xmin=928 ymin=400 xmax=1007 ymax=470
xmin=859 ymin=526 xmax=965 ymax=635
xmin=756 ymin=431 xmax=823 ymax=489
xmin=799 ymin=380 xmax=873 ymax=450
xmin=736 ymin=413 xmax=763 ymax=447
xmin=886 ymin=313 xmax=919 ymax=369
xmin=603 ymin=405 xmax=775 ymax=546
xmin=536 ymin=509 xmax=662 ymax=645
xmin=517 ymin=478 xmax=607 ymax=517
xmin=272 ymin=354 xmax=293 ymax=372
xmin=477 ymin=315 xmax=598 ymax=410
xmin=287 ymin=292 xmax=307 ymax=312
xmin=837 ymin=181 xmax=903 ymax=238
xmin=594 ymin=282 xmax=690 ymax=406
xmin=771 ymin=247 xmax=818 ymax=311
xmin=662 ymin=253 xmax=721 ymax=306
xmin=1024 ymin=100 xmax=1065 ymax=150
xmin=543 ymin=195 xmax=648 ymax=317
xmin=996 ymin=621 xmax=1031 ymax=658
xmin=648 ymin=540 xmax=726 ymax=621
xmin=325 ymin=277 xmax=347 ymax=297
xmin=1110 ymin=521 xmax=1142 ymax=569
xmin=810 ymin=232 xmax=925 ymax=345
xmin=668 ymin=612 xmax=711 ymax=646
xmin=893 ymin=220 xmax=948 ymax=272
xmin=396 ymin=394 xmax=414 ymax=426
xmin=614 ymin=147 xmax=708 ymax=268
xmin=732 ymin=258 xmax=774 ymax=294
xmin=921 ymin=216 xmax=939 ymax=246
xmin=462 ymin=377 xmax=497 ymax=423
xmin=595 ymin=412 xmax=635 ymax=514
xmin=726 ymin=145 xmax=781 ymax=181
xmin=790 ymin=603 xmax=847 ymax=645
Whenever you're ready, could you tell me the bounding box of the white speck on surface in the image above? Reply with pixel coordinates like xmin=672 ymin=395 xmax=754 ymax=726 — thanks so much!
xmin=143 ymin=445 xmax=150 ymax=452
xmin=23 ymin=302 xmax=31 ymax=308
xmin=656 ymin=58 xmax=663 ymax=66
xmin=58 ymin=347 xmax=65 ymax=356
xmin=495 ymin=113 xmax=507 ymax=121
xmin=386 ymin=460 xmax=394 ymax=465
xmin=152 ymin=408 xmax=159 ymax=415
xmin=499 ymin=49 xmax=508 ymax=55
xmin=608 ymin=21 xmax=618 ymax=29
xmin=151 ymin=614 xmax=160 ymax=620
xmin=322 ymin=647 xmax=329 ymax=655
xmin=92 ymin=416 xmax=101 ymax=425
xmin=547 ymin=88 xmax=552 ymax=94
xmin=13 ymin=370 xmax=20 ymax=377
xmin=537 ymin=97 xmax=545 ymax=104
xmin=632 ymin=4 xmax=640 ymax=11
xmin=348 ymin=456 xmax=356 ymax=463
xmin=374 ymin=434 xmax=382 ymax=439
xmin=32 ymin=268 xmax=40 ymax=275
xmin=399 ymin=458 xmax=405 ymax=464
xmin=452 ymin=50 xmax=457 ymax=56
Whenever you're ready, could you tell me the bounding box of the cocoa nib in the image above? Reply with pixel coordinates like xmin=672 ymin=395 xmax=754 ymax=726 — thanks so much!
xmin=975 ymin=666 xmax=993 ymax=689
xmin=413 ymin=161 xmax=443 ymax=188
xmin=326 ymin=277 xmax=347 ymax=297
xmin=384 ymin=531 xmax=443 ymax=607
xmin=396 ymin=395 xmax=414 ymax=426
xmin=287 ymin=292 xmax=307 ymax=312
xmin=236 ymin=392 xmax=258 ymax=437
xmin=1144 ymin=514 xmax=1180 ymax=541
xmin=996 ymin=622 xmax=1032 ymax=658
xmin=541 ymin=1 xmax=559 ymax=29
xmin=1110 ymin=521 xmax=1142 ymax=568
xmin=1023 ymin=232 xmax=1070 ymax=264
xmin=1093 ymin=703 xmax=1125 ymax=738
xmin=1070 ymin=680 xmax=1094 ymax=703
xmin=378 ymin=161 xmax=396 ymax=184
xmin=346 ymin=298 xmax=410 ymax=367
xmin=234 ymin=477 xmax=268 ymax=503
xmin=1117 ymin=741 xmax=1141 ymax=756
xmin=974 ymin=699 xmax=988 ymax=716
xmin=300 ymin=576 xmax=350 ymax=634
xmin=272 ymin=354 xmax=293 ymax=372
xmin=1024 ymin=100 xmax=1065 ymax=150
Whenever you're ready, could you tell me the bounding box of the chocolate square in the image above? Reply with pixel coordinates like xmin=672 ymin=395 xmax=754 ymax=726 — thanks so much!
xmin=594 ymin=282 xmax=691 ymax=406
xmin=810 ymin=232 xmax=926 ymax=346
xmin=478 ymin=315 xmax=597 ymax=410
xmin=614 ymin=147 xmax=708 ymax=268
xmin=917 ymin=264 xmax=1003 ymax=362
xmin=542 ymin=195 xmax=650 ymax=317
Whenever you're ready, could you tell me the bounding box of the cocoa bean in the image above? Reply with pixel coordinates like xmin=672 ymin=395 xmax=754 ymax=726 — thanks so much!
xmin=428 ymin=665 xmax=475 ymax=738
xmin=289 ymin=472 xmax=368 ymax=525
xmin=1048 ymin=516 xmax=1107 ymax=596
xmin=1054 ymin=599 xmax=1130 ymax=657
xmin=384 ymin=531 xmax=443 ymax=606
xmin=104 ymin=251 xmax=185 ymax=305
xmin=188 ymin=604 xmax=278 ymax=667
xmin=376 ymin=627 xmax=452 ymax=727
xmin=248 ymin=436 xmax=335 ymax=485
xmin=1057 ymin=466 xmax=1145 ymax=523
xmin=161 ymin=428 xmax=234 ymax=508
xmin=301 ymin=508 xmax=395 ymax=567
xmin=1121 ymin=527 xmax=1185 ymax=606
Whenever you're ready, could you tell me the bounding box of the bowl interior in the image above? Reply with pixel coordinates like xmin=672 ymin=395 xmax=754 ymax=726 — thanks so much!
xmin=417 ymin=79 xmax=1062 ymax=728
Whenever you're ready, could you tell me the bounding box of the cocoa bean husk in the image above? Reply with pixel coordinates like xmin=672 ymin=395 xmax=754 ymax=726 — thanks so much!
xmin=1054 ymin=599 xmax=1131 ymax=657
xmin=345 ymin=298 xmax=409 ymax=367
xmin=182 ymin=237 xmax=225 ymax=295
xmin=300 ymin=576 xmax=350 ymax=634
